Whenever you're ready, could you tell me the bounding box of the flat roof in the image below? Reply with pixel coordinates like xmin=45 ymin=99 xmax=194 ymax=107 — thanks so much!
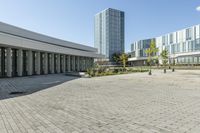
xmin=95 ymin=8 xmax=124 ymax=16
xmin=0 ymin=22 xmax=97 ymax=52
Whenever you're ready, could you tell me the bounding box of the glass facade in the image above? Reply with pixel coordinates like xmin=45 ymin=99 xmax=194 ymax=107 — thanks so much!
xmin=130 ymin=39 xmax=155 ymax=58
xmin=95 ymin=8 xmax=125 ymax=61
xmin=130 ymin=24 xmax=200 ymax=65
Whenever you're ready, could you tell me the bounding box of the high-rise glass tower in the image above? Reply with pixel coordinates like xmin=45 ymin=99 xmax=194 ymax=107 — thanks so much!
xmin=94 ymin=8 xmax=125 ymax=61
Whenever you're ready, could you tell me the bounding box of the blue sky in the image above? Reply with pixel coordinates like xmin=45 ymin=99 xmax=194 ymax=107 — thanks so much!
xmin=0 ymin=0 xmax=200 ymax=52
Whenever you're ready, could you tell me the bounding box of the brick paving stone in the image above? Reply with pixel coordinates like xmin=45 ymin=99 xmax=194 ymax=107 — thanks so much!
xmin=0 ymin=71 xmax=200 ymax=132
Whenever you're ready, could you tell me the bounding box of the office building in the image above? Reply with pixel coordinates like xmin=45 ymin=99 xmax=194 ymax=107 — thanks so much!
xmin=129 ymin=24 xmax=200 ymax=65
xmin=94 ymin=8 xmax=125 ymax=61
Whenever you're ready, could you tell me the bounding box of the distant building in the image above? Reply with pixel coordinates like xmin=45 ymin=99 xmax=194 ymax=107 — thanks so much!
xmin=94 ymin=8 xmax=125 ymax=61
xmin=0 ymin=22 xmax=102 ymax=78
xmin=129 ymin=38 xmax=155 ymax=66
xmin=129 ymin=24 xmax=200 ymax=66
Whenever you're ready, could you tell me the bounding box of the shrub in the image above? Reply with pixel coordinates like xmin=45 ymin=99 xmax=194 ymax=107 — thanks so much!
xmin=86 ymin=66 xmax=148 ymax=77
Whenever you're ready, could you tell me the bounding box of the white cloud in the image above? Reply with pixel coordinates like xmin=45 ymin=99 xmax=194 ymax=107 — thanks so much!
xmin=196 ymin=6 xmax=200 ymax=12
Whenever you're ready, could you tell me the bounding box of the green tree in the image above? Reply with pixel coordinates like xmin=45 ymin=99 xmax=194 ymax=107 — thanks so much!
xmin=154 ymin=56 xmax=159 ymax=68
xmin=119 ymin=53 xmax=128 ymax=70
xmin=112 ymin=53 xmax=121 ymax=64
xmin=160 ymin=49 xmax=169 ymax=73
xmin=145 ymin=40 xmax=158 ymax=75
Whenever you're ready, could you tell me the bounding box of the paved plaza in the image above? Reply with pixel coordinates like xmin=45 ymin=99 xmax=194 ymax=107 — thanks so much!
xmin=0 ymin=70 xmax=200 ymax=133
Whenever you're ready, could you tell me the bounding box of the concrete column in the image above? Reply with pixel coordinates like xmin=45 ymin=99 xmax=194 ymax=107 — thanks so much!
xmin=63 ymin=55 xmax=66 ymax=73
xmin=57 ymin=54 xmax=60 ymax=73
xmin=88 ymin=58 xmax=91 ymax=68
xmin=84 ymin=57 xmax=88 ymax=71
xmin=44 ymin=52 xmax=48 ymax=74
xmin=85 ymin=58 xmax=90 ymax=70
xmin=36 ymin=52 xmax=40 ymax=75
xmin=89 ymin=58 xmax=92 ymax=68
xmin=82 ymin=57 xmax=85 ymax=71
xmin=80 ymin=57 xmax=83 ymax=71
xmin=27 ymin=50 xmax=33 ymax=75
xmin=77 ymin=56 xmax=80 ymax=72
xmin=17 ymin=49 xmax=23 ymax=76
xmin=67 ymin=55 xmax=71 ymax=72
xmin=7 ymin=48 xmax=12 ymax=77
xmin=88 ymin=58 xmax=92 ymax=68
xmin=90 ymin=58 xmax=94 ymax=68
xmin=51 ymin=53 xmax=55 ymax=74
xmin=81 ymin=57 xmax=84 ymax=71
xmin=87 ymin=58 xmax=90 ymax=69
xmin=79 ymin=57 xmax=82 ymax=71
xmin=72 ymin=56 xmax=76 ymax=71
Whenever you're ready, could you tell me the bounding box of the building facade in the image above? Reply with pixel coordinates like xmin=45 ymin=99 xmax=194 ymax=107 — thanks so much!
xmin=129 ymin=38 xmax=155 ymax=66
xmin=94 ymin=8 xmax=125 ymax=61
xmin=129 ymin=24 xmax=200 ymax=65
xmin=0 ymin=22 xmax=102 ymax=78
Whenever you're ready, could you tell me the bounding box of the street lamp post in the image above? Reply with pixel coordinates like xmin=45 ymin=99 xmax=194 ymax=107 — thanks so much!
xmin=172 ymin=54 xmax=175 ymax=72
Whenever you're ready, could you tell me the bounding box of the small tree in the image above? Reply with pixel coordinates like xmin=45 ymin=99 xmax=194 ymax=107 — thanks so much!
xmin=112 ymin=53 xmax=121 ymax=64
xmin=154 ymin=56 xmax=159 ymax=68
xmin=119 ymin=53 xmax=128 ymax=70
xmin=160 ymin=49 xmax=169 ymax=73
xmin=145 ymin=40 xmax=158 ymax=75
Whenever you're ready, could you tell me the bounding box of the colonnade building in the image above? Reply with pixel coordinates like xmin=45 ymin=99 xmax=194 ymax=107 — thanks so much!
xmin=129 ymin=24 xmax=200 ymax=66
xmin=0 ymin=22 xmax=102 ymax=78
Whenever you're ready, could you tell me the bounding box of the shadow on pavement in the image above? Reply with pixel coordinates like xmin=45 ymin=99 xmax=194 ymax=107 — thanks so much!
xmin=0 ymin=74 xmax=79 ymax=100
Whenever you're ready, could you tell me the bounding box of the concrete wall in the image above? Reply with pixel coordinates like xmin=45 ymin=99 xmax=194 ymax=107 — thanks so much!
xmin=0 ymin=22 xmax=100 ymax=78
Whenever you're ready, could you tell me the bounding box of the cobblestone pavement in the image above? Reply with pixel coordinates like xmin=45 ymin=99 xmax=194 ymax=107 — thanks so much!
xmin=0 ymin=70 xmax=200 ymax=133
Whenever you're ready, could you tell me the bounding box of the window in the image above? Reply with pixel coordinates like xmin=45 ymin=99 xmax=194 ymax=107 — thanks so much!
xmin=195 ymin=38 xmax=200 ymax=51
xmin=162 ymin=36 xmax=165 ymax=45
xmin=166 ymin=46 xmax=170 ymax=54
xmin=182 ymin=43 xmax=186 ymax=52
xmin=139 ymin=50 xmax=143 ymax=57
xmin=194 ymin=57 xmax=198 ymax=63
xmin=138 ymin=41 xmax=142 ymax=49
xmin=186 ymin=28 xmax=192 ymax=40
xmin=188 ymin=41 xmax=193 ymax=52
xmin=176 ymin=43 xmax=180 ymax=52
xmin=131 ymin=51 xmax=135 ymax=57
xmin=170 ymin=34 xmax=173 ymax=44
xmin=131 ymin=44 xmax=135 ymax=51
xmin=171 ymin=44 xmax=175 ymax=54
